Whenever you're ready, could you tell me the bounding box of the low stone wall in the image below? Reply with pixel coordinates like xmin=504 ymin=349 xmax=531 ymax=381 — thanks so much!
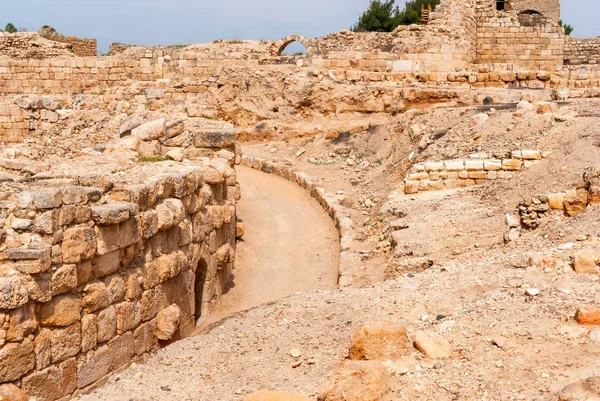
xmin=565 ymin=37 xmax=600 ymax=66
xmin=404 ymin=150 xmax=547 ymax=194
xmin=0 ymin=158 xmax=237 ymax=399
xmin=240 ymin=156 xmax=357 ymax=287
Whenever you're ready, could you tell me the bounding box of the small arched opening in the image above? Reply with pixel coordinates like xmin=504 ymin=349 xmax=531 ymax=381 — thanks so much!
xmin=496 ymin=0 xmax=511 ymax=11
xmin=278 ymin=40 xmax=308 ymax=56
xmin=518 ymin=10 xmax=545 ymax=27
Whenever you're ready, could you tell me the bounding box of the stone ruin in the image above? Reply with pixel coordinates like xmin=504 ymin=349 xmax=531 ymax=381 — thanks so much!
xmin=1 ymin=0 xmax=600 ymax=399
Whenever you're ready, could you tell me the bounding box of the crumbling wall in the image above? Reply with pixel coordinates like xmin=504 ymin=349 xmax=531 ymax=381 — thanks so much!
xmin=0 ymin=154 xmax=237 ymax=399
xmin=509 ymin=0 xmax=561 ymax=22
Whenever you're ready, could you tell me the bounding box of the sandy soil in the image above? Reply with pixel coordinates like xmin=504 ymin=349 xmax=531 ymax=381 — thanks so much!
xmin=202 ymin=166 xmax=340 ymax=326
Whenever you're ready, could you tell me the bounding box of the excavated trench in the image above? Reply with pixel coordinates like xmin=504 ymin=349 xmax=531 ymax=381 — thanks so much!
xmin=202 ymin=165 xmax=340 ymax=326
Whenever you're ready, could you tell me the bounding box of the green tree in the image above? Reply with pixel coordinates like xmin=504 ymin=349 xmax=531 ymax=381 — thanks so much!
xmin=4 ymin=23 xmax=17 ymax=33
xmin=559 ymin=20 xmax=573 ymax=36
xmin=352 ymin=0 xmax=440 ymax=32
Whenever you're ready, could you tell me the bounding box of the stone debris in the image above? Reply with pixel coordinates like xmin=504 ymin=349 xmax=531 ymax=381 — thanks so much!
xmin=318 ymin=360 xmax=389 ymax=401
xmin=348 ymin=322 xmax=409 ymax=361
xmin=413 ymin=331 xmax=451 ymax=359
xmin=558 ymin=377 xmax=600 ymax=401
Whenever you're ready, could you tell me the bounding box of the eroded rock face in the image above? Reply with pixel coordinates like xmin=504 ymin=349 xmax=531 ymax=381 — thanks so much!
xmin=558 ymin=377 xmax=600 ymax=401
xmin=348 ymin=322 xmax=410 ymax=361
xmin=0 ymin=384 xmax=28 ymax=401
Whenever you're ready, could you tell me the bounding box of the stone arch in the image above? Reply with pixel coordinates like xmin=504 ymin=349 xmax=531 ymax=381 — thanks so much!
xmin=271 ymin=35 xmax=314 ymax=56
xmin=518 ymin=9 xmax=547 ymax=26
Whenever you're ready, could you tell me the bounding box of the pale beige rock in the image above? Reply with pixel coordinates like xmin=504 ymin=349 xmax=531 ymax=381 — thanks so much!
xmin=156 ymin=304 xmax=181 ymax=341
xmin=548 ymin=192 xmax=566 ymax=210
xmin=62 ymin=226 xmax=97 ymax=264
xmin=414 ymin=330 xmax=450 ymax=359
xmin=574 ymin=251 xmax=600 ymax=275
xmin=348 ymin=321 xmax=410 ymax=361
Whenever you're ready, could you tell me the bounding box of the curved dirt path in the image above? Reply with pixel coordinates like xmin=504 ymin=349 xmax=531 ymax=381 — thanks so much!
xmin=205 ymin=165 xmax=340 ymax=323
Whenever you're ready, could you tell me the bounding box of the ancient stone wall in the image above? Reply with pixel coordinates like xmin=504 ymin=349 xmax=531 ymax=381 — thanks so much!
xmin=0 ymin=153 xmax=237 ymax=399
xmin=403 ymin=150 xmax=546 ymax=194
xmin=475 ymin=3 xmax=564 ymax=70
xmin=508 ymin=0 xmax=560 ymax=22
xmin=564 ymin=37 xmax=600 ymax=66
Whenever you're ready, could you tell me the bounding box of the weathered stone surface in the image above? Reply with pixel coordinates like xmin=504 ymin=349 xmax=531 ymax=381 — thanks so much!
xmin=108 ymin=331 xmax=135 ymax=371
xmin=39 ymin=293 xmax=82 ymax=327
xmin=91 ymin=202 xmax=133 ymax=225
xmin=83 ymin=281 xmax=110 ymax=313
xmin=156 ymin=304 xmax=181 ymax=341
xmin=76 ymin=345 xmax=110 ymax=389
xmin=0 ymin=275 xmax=28 ymax=310
xmin=243 ymin=391 xmax=312 ymax=401
xmin=50 ymin=323 xmax=81 ymax=363
xmin=575 ymin=306 xmax=600 ymax=326
xmin=0 ymin=339 xmax=34 ymax=382
xmin=348 ymin=321 xmax=409 ymax=361
xmin=0 ymin=384 xmax=28 ymax=401
xmin=548 ymin=192 xmax=566 ymax=210
xmin=7 ymin=303 xmax=38 ymax=342
xmin=22 ymin=358 xmax=77 ymax=401
xmin=97 ymin=306 xmax=117 ymax=344
xmin=62 ymin=226 xmax=97 ymax=264
xmin=558 ymin=377 xmax=600 ymax=401
xmin=92 ymin=250 xmax=121 ymax=278
xmin=564 ymin=188 xmax=589 ymax=217
xmin=414 ymin=330 xmax=451 ymax=359
xmin=156 ymin=198 xmax=185 ymax=231
xmin=574 ymin=251 xmax=600 ymax=275
xmin=115 ymin=301 xmax=141 ymax=335
xmin=51 ymin=264 xmax=78 ymax=295
xmin=134 ymin=319 xmax=157 ymax=355
xmin=81 ymin=314 xmax=98 ymax=353
xmin=132 ymin=118 xmax=166 ymax=141
xmin=119 ymin=116 xmax=142 ymax=137
xmin=319 ymin=360 xmax=389 ymax=401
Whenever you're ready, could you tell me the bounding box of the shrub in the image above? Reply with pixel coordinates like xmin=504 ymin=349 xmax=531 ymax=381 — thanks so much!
xmin=4 ymin=23 xmax=17 ymax=33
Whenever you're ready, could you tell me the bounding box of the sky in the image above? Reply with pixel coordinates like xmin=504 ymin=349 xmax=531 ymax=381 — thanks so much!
xmin=0 ymin=0 xmax=597 ymax=54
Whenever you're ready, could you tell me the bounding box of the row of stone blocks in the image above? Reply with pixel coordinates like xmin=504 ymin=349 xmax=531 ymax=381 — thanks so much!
xmin=240 ymin=156 xmax=356 ymax=288
xmin=0 ymin=159 xmax=237 ymax=400
xmin=404 ymin=150 xmax=546 ymax=194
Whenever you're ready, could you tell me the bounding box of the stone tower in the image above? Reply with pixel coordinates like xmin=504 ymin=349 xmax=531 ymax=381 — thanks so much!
xmin=489 ymin=0 xmax=561 ymax=22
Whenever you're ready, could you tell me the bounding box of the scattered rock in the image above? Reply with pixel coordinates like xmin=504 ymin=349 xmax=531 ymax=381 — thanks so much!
xmin=575 ymin=306 xmax=600 ymax=326
xmin=348 ymin=322 xmax=410 ymax=361
xmin=413 ymin=331 xmax=450 ymax=359
xmin=318 ymin=360 xmax=389 ymax=401
xmin=558 ymin=377 xmax=600 ymax=401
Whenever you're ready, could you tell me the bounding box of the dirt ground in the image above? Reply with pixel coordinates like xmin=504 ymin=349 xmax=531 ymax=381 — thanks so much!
xmin=82 ymin=97 xmax=600 ymax=401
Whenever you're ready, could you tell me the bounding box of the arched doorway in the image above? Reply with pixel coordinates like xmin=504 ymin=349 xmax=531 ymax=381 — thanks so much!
xmin=272 ymin=35 xmax=312 ymax=56
xmin=518 ymin=10 xmax=545 ymax=26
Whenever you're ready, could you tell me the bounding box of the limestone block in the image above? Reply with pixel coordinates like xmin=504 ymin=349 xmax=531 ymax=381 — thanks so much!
xmin=0 ymin=339 xmax=34 ymax=382
xmin=444 ymin=160 xmax=465 ymax=171
xmin=62 ymin=227 xmax=97 ymax=264
xmin=132 ymin=118 xmax=165 ymax=141
xmin=558 ymin=377 xmax=600 ymax=401
xmin=33 ymin=188 xmax=62 ymax=209
xmin=408 ymin=172 xmax=428 ymax=181
xmin=319 ymin=360 xmax=389 ymax=401
xmin=91 ymin=202 xmax=134 ymax=225
xmin=134 ymin=319 xmax=157 ymax=355
xmin=185 ymin=103 xmax=217 ymax=118
xmin=83 ymin=281 xmax=109 ymax=313
xmin=444 ymin=179 xmax=458 ymax=189
xmin=40 ymin=294 xmax=82 ymax=327
xmin=548 ymin=193 xmax=566 ymax=210
xmin=5 ymin=246 xmax=51 ymax=274
xmin=483 ymin=159 xmax=502 ymax=171
xmin=471 ymin=113 xmax=489 ymax=124
xmin=81 ymin=314 xmax=98 ymax=353
xmin=94 ymin=218 xmax=140 ymax=255
xmin=104 ymin=275 xmax=126 ymax=305
xmin=521 ymin=150 xmax=542 ymax=160
xmin=7 ymin=303 xmax=38 ymax=342
xmin=92 ymin=250 xmax=121 ymax=278
xmin=403 ymin=180 xmax=419 ymax=194
xmin=166 ymin=148 xmax=184 ymax=162
xmin=76 ymin=345 xmax=110 ymax=389
xmin=156 ymin=304 xmax=181 ymax=341
xmin=114 ymin=301 xmax=141 ymax=335
xmin=0 ymin=384 xmax=28 ymax=401
xmin=140 ymin=286 xmax=169 ymax=322
xmin=156 ymin=198 xmax=185 ymax=231
xmin=145 ymin=88 xmax=165 ymax=99
xmin=574 ymin=251 xmax=600 ymax=275
xmin=458 ymin=179 xmax=475 ymax=188
xmin=575 ymin=305 xmax=600 ymax=326
xmin=50 ymin=322 xmax=81 ymax=363
xmin=97 ymin=306 xmax=117 ymax=344
xmin=517 ymin=100 xmax=535 ymax=111
xmin=414 ymin=331 xmax=451 ymax=359
xmin=119 ymin=116 xmax=142 ymax=137
xmin=51 ymin=264 xmax=78 ymax=296
xmin=22 ymin=358 xmax=77 ymax=401
xmin=424 ymin=161 xmax=444 ymax=172
xmin=564 ymin=188 xmax=589 ymax=217
xmin=536 ymin=101 xmax=557 ymax=114
xmin=141 ymin=209 xmax=159 ymax=239
xmin=468 ymin=171 xmax=486 ymax=180
xmin=502 ymin=159 xmax=523 ymax=171
xmin=348 ymin=322 xmax=409 ymax=361
xmin=108 ymin=331 xmax=135 ymax=371
xmin=243 ymin=391 xmax=312 ymax=401
xmin=143 ymin=251 xmax=188 ymax=289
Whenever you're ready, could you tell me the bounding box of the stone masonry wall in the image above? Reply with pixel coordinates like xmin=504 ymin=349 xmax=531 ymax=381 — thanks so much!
xmin=564 ymin=37 xmax=600 ymax=66
xmin=0 ymin=157 xmax=237 ymax=400
xmin=404 ymin=150 xmax=547 ymax=194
